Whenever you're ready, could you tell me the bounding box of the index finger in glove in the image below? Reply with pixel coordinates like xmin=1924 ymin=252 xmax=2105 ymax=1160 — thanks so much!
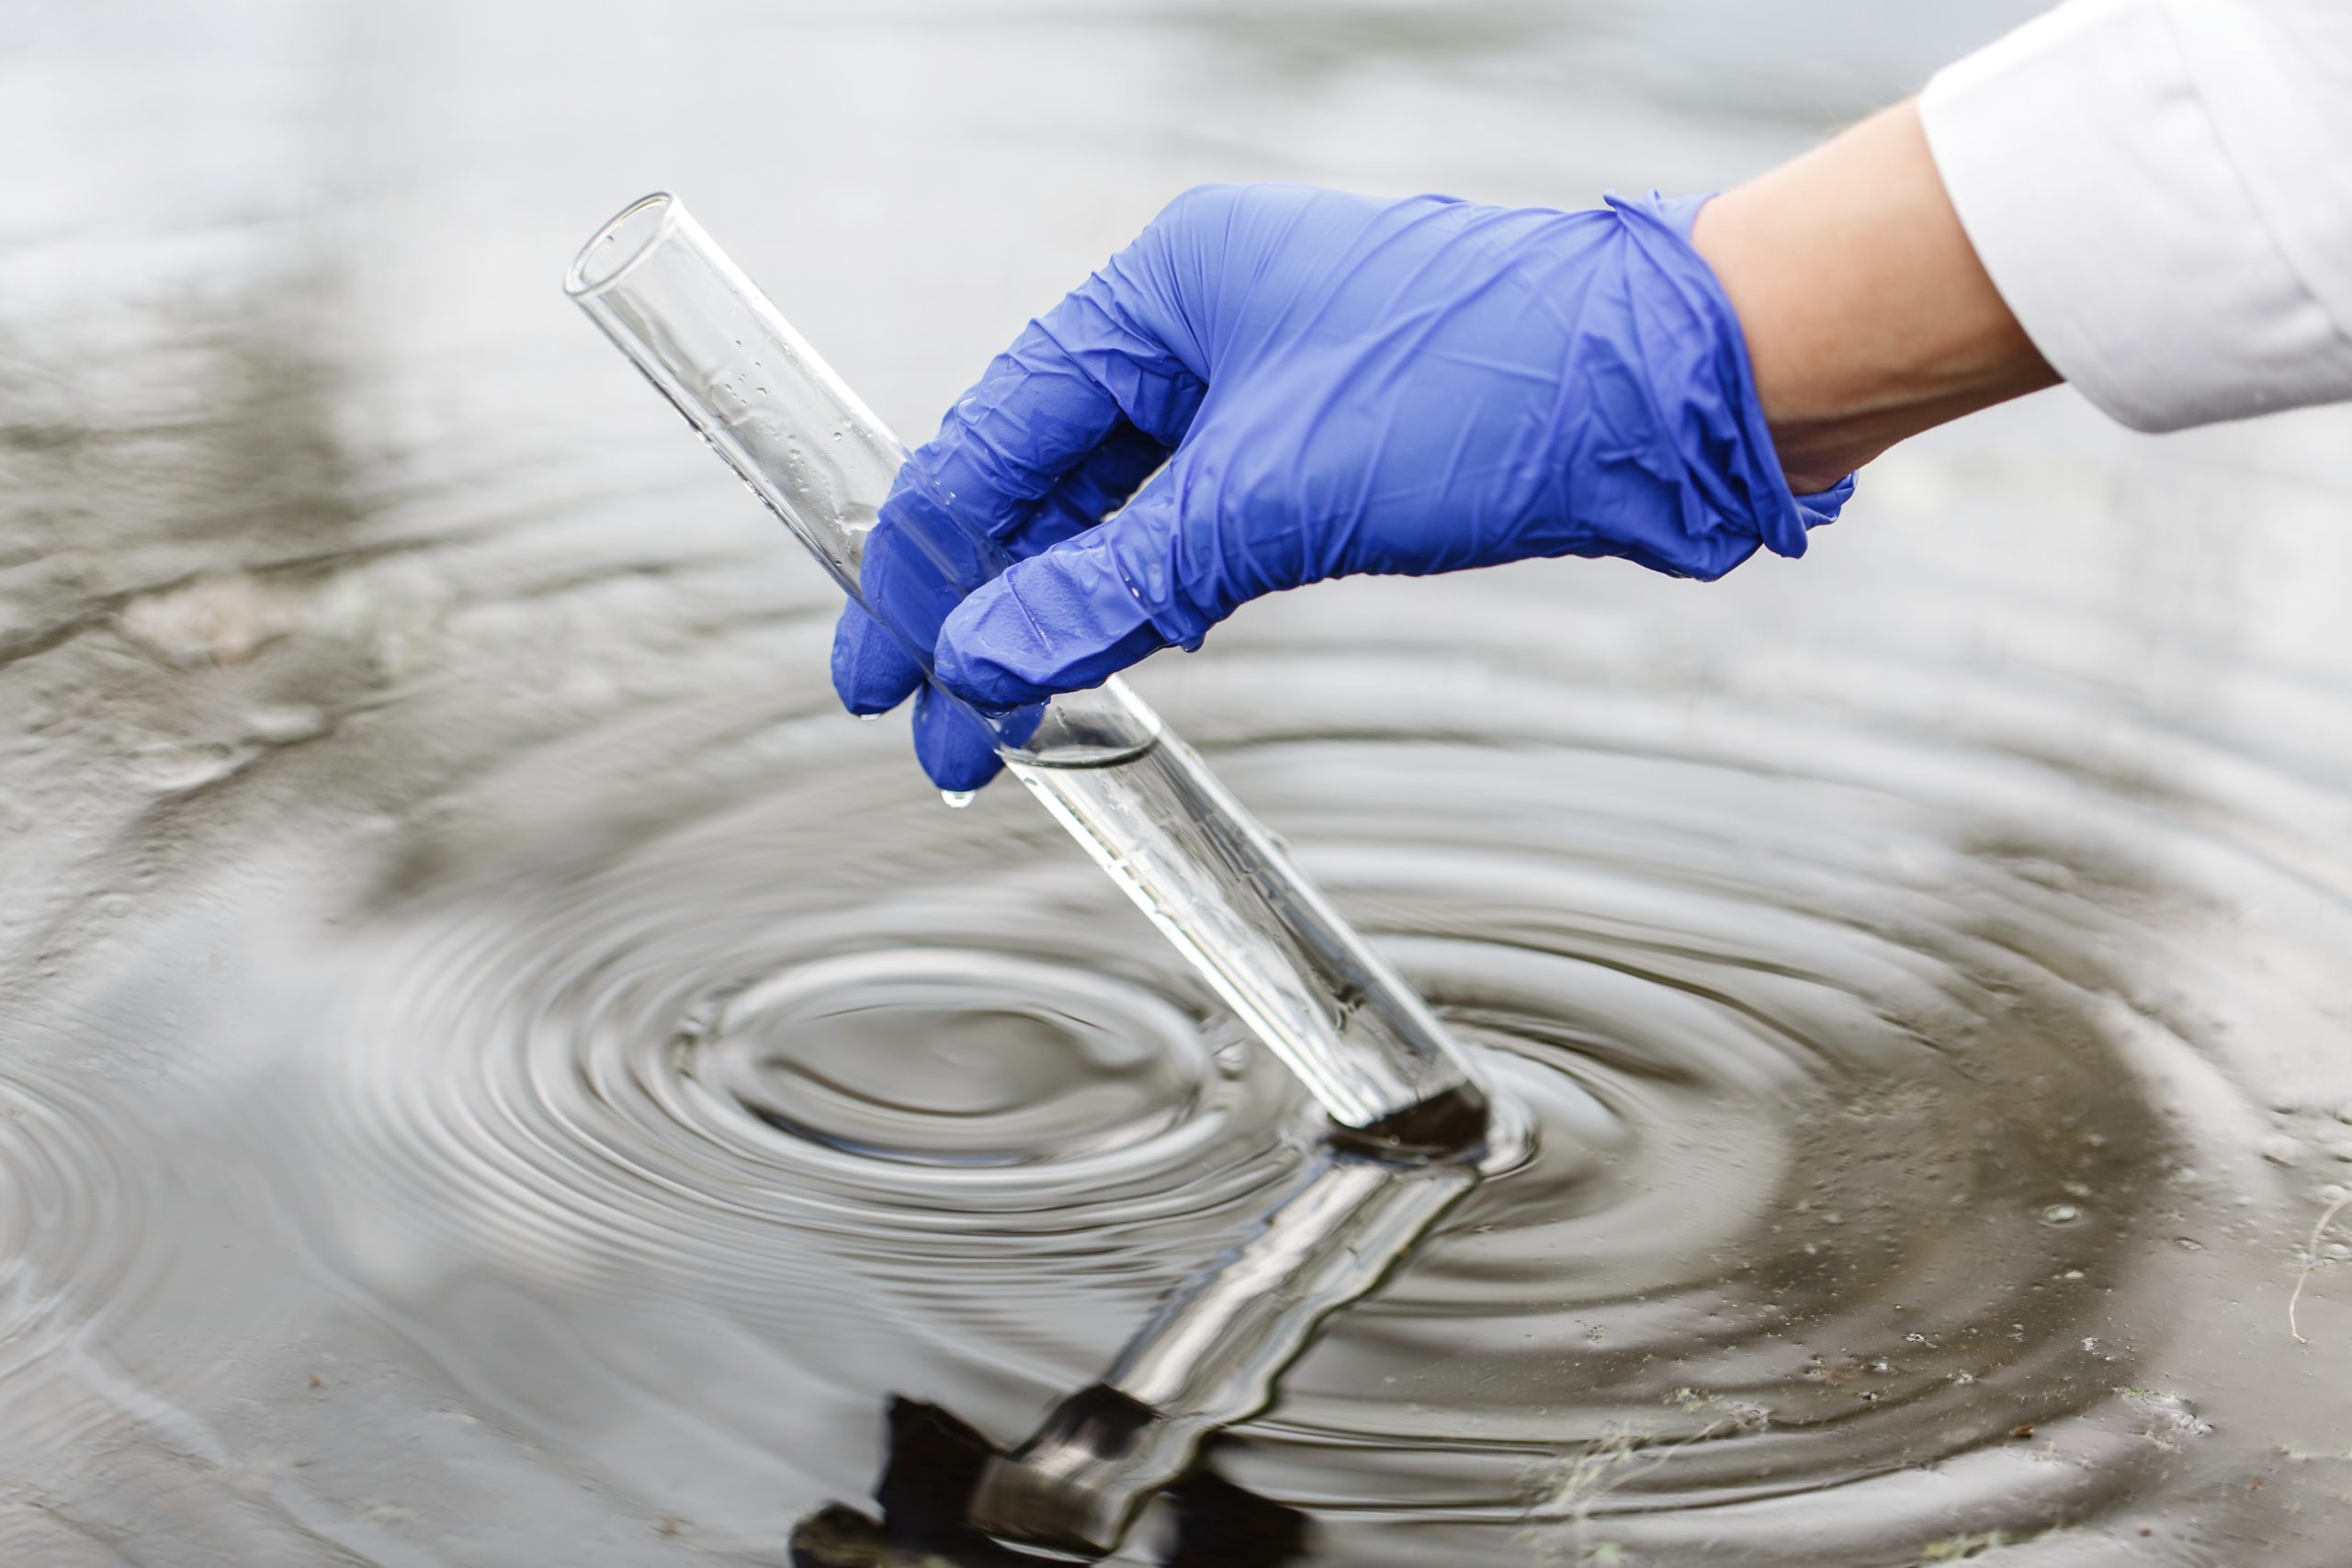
xmin=830 ymin=418 xmax=1173 ymax=720
xmin=899 ymin=257 xmax=1206 ymax=557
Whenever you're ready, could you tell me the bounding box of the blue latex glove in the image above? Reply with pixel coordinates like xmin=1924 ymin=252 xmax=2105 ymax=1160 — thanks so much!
xmin=834 ymin=183 xmax=1853 ymax=789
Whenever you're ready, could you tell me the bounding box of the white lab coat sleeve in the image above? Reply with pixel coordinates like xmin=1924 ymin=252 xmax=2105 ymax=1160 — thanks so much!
xmin=1919 ymin=0 xmax=2352 ymax=433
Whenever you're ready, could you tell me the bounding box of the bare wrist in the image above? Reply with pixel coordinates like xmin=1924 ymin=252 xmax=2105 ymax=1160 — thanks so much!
xmin=1690 ymin=98 xmax=2058 ymax=493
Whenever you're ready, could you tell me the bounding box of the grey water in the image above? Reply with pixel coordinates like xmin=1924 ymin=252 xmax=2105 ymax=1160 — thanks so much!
xmin=6 ymin=1 xmax=2352 ymax=1564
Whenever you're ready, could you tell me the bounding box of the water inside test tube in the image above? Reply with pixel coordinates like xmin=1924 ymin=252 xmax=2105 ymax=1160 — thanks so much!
xmin=1005 ymin=732 xmax=1474 ymax=1141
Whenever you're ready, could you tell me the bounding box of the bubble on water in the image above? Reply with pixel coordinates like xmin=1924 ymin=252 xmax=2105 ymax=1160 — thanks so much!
xmin=2040 ymin=1203 xmax=2082 ymax=1226
xmin=2264 ymin=1135 xmax=2306 ymax=1168
xmin=940 ymin=789 xmax=974 ymax=809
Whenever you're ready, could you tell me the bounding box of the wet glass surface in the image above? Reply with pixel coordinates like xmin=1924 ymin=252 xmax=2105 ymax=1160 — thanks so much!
xmin=6 ymin=2 xmax=2352 ymax=1562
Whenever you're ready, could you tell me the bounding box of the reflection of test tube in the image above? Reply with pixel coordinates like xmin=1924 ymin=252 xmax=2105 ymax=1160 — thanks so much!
xmin=568 ymin=195 xmax=1486 ymax=1152
xmin=970 ymin=1149 xmax=1476 ymax=1557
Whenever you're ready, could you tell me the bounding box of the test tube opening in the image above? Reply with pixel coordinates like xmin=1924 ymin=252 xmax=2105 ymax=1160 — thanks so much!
xmin=567 ymin=193 xmax=681 ymax=299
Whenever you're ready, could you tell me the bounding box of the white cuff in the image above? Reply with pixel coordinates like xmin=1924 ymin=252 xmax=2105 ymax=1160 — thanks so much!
xmin=1921 ymin=0 xmax=2352 ymax=433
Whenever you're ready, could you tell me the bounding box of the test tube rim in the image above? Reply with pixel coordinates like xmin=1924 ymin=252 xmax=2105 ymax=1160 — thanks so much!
xmin=567 ymin=191 xmax=684 ymax=300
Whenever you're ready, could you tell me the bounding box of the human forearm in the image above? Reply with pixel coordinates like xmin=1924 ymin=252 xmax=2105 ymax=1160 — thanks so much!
xmin=1690 ymin=99 xmax=2059 ymax=493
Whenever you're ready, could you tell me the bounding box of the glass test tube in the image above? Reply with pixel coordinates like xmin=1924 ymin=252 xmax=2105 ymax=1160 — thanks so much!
xmin=568 ymin=195 xmax=1487 ymax=1150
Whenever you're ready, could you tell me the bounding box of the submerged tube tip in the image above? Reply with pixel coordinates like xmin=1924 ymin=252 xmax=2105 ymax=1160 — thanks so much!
xmin=1329 ymin=1083 xmax=1492 ymax=1165
xmin=567 ymin=192 xmax=680 ymax=299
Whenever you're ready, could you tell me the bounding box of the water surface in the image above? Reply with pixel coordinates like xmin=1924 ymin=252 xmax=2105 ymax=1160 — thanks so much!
xmin=6 ymin=3 xmax=2352 ymax=1563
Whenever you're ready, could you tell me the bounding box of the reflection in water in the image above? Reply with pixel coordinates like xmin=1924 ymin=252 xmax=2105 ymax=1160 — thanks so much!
xmin=13 ymin=636 xmax=2352 ymax=1563
xmin=974 ymin=1145 xmax=1480 ymax=1555
xmin=790 ymin=1399 xmax=1309 ymax=1567
xmin=6 ymin=1 xmax=2352 ymax=1565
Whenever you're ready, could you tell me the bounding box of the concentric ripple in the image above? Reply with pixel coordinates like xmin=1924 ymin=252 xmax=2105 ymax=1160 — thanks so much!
xmin=674 ymin=950 xmax=1216 ymax=1169
xmin=12 ymin=0 xmax=2352 ymax=1561
xmin=251 ymin=629 xmax=2352 ymax=1566
xmin=0 ymin=1059 xmax=306 ymax=1562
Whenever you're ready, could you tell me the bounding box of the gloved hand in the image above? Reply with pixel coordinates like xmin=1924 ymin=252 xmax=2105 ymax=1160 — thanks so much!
xmin=833 ymin=182 xmax=1853 ymax=790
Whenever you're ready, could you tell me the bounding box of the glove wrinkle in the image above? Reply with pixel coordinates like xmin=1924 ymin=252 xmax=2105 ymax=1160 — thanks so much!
xmin=840 ymin=181 xmax=1855 ymax=761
